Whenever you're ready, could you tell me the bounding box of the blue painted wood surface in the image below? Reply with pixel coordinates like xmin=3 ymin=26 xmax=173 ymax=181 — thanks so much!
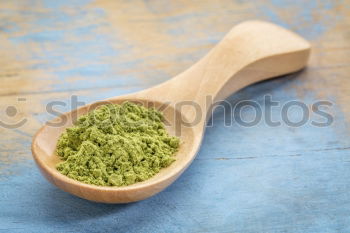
xmin=1 ymin=0 xmax=350 ymax=232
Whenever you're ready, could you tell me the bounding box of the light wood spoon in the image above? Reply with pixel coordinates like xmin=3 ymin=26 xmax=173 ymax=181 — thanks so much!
xmin=32 ymin=20 xmax=311 ymax=203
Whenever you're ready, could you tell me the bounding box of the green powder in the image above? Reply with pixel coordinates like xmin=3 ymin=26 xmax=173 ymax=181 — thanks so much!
xmin=56 ymin=102 xmax=180 ymax=186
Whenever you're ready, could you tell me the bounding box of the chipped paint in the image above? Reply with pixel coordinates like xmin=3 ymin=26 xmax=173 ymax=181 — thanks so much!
xmin=1 ymin=0 xmax=350 ymax=231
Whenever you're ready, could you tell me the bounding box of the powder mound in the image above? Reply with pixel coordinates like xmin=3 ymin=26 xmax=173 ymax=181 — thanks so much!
xmin=56 ymin=102 xmax=180 ymax=186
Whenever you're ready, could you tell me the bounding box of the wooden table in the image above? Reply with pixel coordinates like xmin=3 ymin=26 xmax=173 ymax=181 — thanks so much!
xmin=1 ymin=0 xmax=349 ymax=232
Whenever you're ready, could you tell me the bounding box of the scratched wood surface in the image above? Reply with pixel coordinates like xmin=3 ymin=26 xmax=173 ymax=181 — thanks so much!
xmin=1 ymin=0 xmax=350 ymax=232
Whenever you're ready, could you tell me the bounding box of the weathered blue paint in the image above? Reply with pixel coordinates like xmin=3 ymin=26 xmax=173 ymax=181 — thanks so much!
xmin=260 ymin=0 xmax=341 ymax=39
xmin=2 ymin=133 xmax=350 ymax=232
xmin=1 ymin=0 xmax=350 ymax=232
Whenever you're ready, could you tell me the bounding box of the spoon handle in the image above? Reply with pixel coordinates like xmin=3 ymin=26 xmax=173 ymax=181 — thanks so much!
xmin=139 ymin=20 xmax=310 ymax=119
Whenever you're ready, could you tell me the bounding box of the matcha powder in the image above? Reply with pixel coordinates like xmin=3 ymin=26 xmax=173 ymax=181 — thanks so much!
xmin=56 ymin=102 xmax=180 ymax=186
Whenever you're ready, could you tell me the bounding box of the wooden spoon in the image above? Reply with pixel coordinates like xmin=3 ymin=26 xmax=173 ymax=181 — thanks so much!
xmin=32 ymin=20 xmax=311 ymax=203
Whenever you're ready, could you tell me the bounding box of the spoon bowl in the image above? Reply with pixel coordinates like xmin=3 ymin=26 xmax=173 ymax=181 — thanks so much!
xmin=32 ymin=20 xmax=311 ymax=203
xmin=32 ymin=98 xmax=200 ymax=203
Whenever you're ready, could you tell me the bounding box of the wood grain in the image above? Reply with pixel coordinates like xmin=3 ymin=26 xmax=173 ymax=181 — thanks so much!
xmin=1 ymin=0 xmax=350 ymax=232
